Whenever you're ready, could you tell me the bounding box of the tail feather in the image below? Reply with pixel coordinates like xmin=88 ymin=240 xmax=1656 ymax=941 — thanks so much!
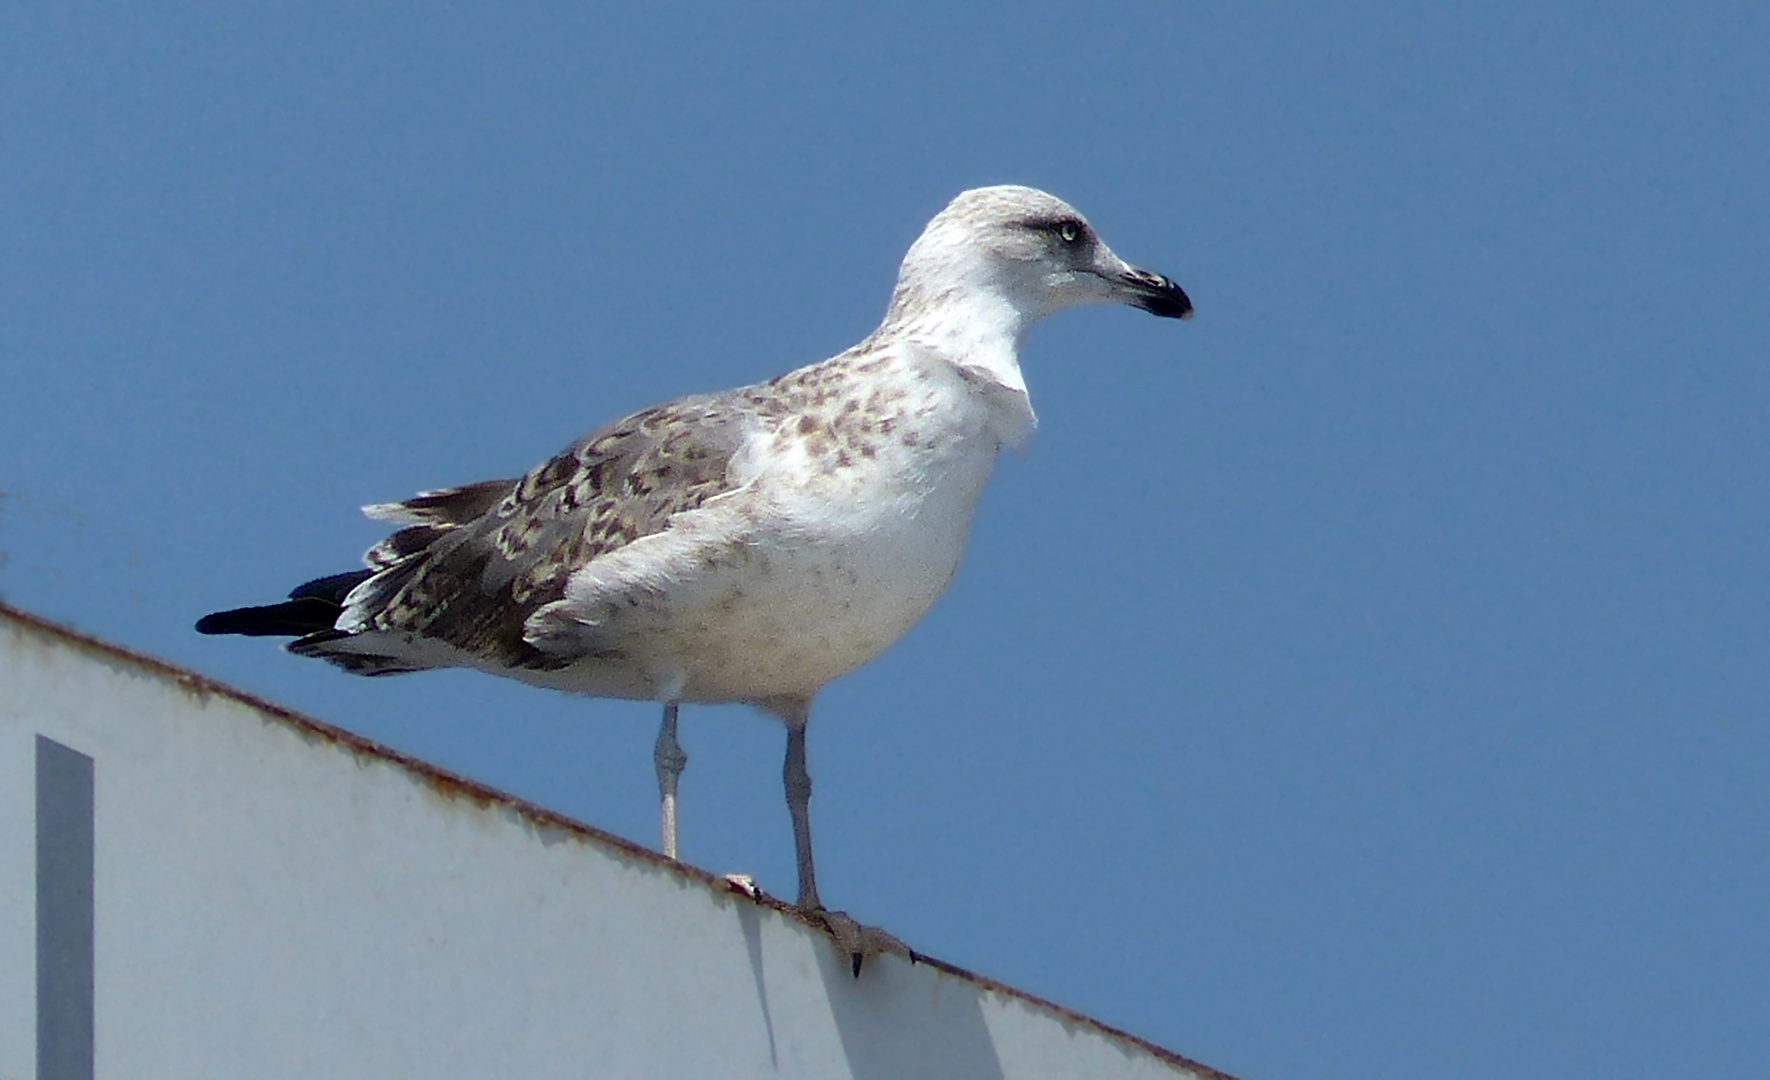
xmin=196 ymin=569 xmax=373 ymax=637
xmin=287 ymin=628 xmax=422 ymax=676
xmin=287 ymin=569 xmax=375 ymax=604
xmin=195 ymin=598 xmax=339 ymax=637
xmin=197 ymin=478 xmax=514 ymax=674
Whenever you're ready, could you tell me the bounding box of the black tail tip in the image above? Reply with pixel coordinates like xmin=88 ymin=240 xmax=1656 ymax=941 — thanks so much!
xmin=195 ymin=608 xmax=264 ymax=635
xmin=195 ymin=597 xmax=345 ymax=637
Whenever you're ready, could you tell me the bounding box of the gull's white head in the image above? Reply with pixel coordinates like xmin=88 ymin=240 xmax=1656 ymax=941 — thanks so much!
xmin=884 ymin=185 xmax=1192 ymax=332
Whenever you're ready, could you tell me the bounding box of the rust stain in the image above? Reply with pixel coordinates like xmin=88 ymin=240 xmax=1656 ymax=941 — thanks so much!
xmin=418 ymin=769 xmax=497 ymax=809
xmin=0 ymin=599 xmax=1238 ymax=1080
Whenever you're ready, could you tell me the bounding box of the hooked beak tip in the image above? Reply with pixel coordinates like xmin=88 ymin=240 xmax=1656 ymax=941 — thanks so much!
xmin=1111 ymin=265 xmax=1196 ymax=318
xmin=1120 ymin=267 xmax=1193 ymax=320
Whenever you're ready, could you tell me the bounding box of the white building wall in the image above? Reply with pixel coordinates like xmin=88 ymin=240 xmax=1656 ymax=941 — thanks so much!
xmin=1 ymin=603 xmax=1233 ymax=1080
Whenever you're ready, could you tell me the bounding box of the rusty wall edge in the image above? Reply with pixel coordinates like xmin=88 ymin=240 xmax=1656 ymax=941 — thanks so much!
xmin=0 ymin=599 xmax=1239 ymax=1080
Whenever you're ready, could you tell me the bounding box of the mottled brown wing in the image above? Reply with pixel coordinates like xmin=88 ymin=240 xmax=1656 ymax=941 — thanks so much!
xmin=361 ymin=478 xmax=522 ymax=570
xmin=314 ymin=394 xmax=755 ymax=671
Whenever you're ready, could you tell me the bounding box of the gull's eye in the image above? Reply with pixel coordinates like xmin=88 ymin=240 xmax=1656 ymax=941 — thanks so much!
xmin=1021 ymin=216 xmax=1088 ymax=244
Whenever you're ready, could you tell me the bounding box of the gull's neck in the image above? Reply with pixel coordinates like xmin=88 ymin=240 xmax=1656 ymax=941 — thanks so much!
xmin=874 ymin=273 xmax=1031 ymax=399
xmin=870 ymin=268 xmax=1039 ymax=450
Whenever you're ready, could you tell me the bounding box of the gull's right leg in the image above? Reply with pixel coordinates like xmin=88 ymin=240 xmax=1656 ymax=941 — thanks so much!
xmin=781 ymin=707 xmax=822 ymax=911
xmin=764 ymin=694 xmax=909 ymax=977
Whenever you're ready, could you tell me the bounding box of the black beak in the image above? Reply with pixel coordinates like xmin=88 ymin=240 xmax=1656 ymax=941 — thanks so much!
xmin=1119 ymin=266 xmax=1193 ymax=320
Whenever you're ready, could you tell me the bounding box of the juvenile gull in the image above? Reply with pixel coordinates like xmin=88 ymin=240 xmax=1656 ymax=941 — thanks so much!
xmin=198 ymin=185 xmax=1191 ymax=965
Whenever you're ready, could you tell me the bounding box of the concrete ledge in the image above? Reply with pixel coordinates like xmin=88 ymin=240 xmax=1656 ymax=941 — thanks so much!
xmin=2 ymin=601 xmax=1235 ymax=1079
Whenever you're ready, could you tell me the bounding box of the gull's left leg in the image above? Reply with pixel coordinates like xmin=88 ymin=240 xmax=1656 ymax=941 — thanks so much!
xmin=654 ymin=702 xmax=687 ymax=859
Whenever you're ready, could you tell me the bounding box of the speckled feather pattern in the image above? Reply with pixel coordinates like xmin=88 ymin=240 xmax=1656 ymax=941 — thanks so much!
xmin=316 ymin=393 xmax=754 ymax=672
xmin=304 ymin=343 xmax=1001 ymax=694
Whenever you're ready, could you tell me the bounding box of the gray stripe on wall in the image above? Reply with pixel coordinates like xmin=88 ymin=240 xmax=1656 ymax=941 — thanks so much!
xmin=37 ymin=736 xmax=94 ymax=1080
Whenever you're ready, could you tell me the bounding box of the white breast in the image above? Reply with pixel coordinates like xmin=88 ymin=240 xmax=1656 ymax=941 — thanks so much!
xmin=548 ymin=349 xmax=1014 ymax=703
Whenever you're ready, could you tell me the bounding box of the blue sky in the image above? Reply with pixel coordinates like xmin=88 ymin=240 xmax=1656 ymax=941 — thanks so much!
xmin=3 ymin=4 xmax=1766 ymax=1076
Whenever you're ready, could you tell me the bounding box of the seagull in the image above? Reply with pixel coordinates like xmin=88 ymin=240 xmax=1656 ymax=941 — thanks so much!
xmin=198 ymin=185 xmax=1191 ymax=967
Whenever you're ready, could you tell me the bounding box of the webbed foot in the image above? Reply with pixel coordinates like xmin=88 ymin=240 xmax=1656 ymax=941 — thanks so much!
xmin=801 ymin=906 xmax=914 ymax=977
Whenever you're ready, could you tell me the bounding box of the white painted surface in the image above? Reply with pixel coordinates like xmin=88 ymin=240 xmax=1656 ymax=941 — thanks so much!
xmin=0 ymin=604 xmax=1227 ymax=1080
